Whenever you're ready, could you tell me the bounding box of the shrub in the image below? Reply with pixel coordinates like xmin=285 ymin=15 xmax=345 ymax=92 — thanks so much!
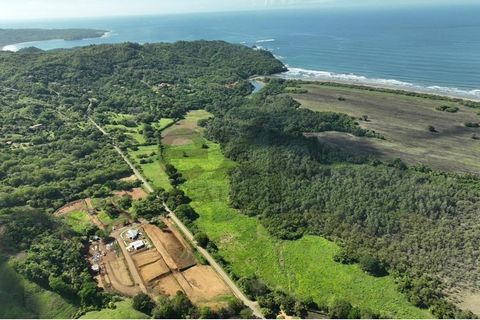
xmin=435 ymin=105 xmax=459 ymax=113
xmin=359 ymin=255 xmax=386 ymax=276
xmin=333 ymin=247 xmax=358 ymax=264
xmin=132 ymin=293 xmax=155 ymax=315
xmin=465 ymin=122 xmax=480 ymax=128
xmin=328 ymin=299 xmax=352 ymax=319
xmin=428 ymin=125 xmax=437 ymax=133
xmin=194 ymin=232 xmax=210 ymax=248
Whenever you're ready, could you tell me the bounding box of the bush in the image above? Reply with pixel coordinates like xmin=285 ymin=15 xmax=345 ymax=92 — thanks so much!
xmin=328 ymin=299 xmax=352 ymax=319
xmin=194 ymin=232 xmax=210 ymax=248
xmin=435 ymin=105 xmax=459 ymax=113
xmin=428 ymin=125 xmax=437 ymax=132
xmin=465 ymin=122 xmax=480 ymax=128
xmin=239 ymin=308 xmax=254 ymax=319
xmin=132 ymin=293 xmax=155 ymax=315
xmin=333 ymin=247 xmax=358 ymax=264
xmin=238 ymin=276 xmax=270 ymax=300
xmin=359 ymin=255 xmax=386 ymax=276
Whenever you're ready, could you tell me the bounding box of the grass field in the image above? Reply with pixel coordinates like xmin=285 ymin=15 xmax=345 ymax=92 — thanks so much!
xmin=64 ymin=210 xmax=92 ymax=233
xmin=81 ymin=299 xmax=148 ymax=319
xmin=160 ymin=111 xmax=431 ymax=318
xmin=129 ymin=145 xmax=172 ymax=191
xmin=288 ymin=83 xmax=480 ymax=174
xmin=107 ymin=112 xmax=174 ymax=146
xmin=0 ymin=257 xmax=78 ymax=318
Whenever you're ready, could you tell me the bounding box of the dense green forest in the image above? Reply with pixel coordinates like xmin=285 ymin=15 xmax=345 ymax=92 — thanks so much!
xmin=0 ymin=41 xmax=285 ymax=317
xmin=0 ymin=28 xmax=107 ymax=47
xmin=201 ymin=79 xmax=480 ymax=318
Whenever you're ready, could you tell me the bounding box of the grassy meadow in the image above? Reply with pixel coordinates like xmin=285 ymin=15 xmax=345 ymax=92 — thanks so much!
xmin=129 ymin=145 xmax=172 ymax=191
xmin=106 ymin=112 xmax=174 ymax=146
xmin=81 ymin=299 xmax=148 ymax=319
xmin=289 ymin=83 xmax=480 ymax=174
xmin=64 ymin=210 xmax=92 ymax=233
xmin=149 ymin=111 xmax=431 ymax=318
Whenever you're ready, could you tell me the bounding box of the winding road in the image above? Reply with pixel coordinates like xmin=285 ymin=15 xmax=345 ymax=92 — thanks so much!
xmin=90 ymin=118 xmax=264 ymax=318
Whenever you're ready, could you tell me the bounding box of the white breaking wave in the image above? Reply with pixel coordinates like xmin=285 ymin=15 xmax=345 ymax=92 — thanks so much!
xmin=283 ymin=67 xmax=480 ymax=101
xmin=101 ymin=31 xmax=113 ymax=38
xmin=256 ymin=38 xmax=275 ymax=43
xmin=1 ymin=44 xmax=19 ymax=52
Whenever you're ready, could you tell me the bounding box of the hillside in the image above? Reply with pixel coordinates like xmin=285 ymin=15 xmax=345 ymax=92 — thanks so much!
xmin=0 ymin=28 xmax=107 ymax=48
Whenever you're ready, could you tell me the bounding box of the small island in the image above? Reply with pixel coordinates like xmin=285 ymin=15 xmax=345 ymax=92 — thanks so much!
xmin=0 ymin=28 xmax=108 ymax=48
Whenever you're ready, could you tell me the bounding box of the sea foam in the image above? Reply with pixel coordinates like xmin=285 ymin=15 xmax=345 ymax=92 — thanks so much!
xmin=283 ymin=67 xmax=480 ymax=101
xmin=256 ymin=39 xmax=275 ymax=43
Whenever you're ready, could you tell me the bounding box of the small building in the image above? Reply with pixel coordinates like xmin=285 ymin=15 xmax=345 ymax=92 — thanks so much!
xmin=127 ymin=240 xmax=145 ymax=251
xmin=91 ymin=264 xmax=100 ymax=272
xmin=126 ymin=229 xmax=139 ymax=240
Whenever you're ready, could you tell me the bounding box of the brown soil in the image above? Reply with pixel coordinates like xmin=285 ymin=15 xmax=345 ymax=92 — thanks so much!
xmin=108 ymin=258 xmax=135 ymax=287
xmin=182 ymin=265 xmax=231 ymax=305
xmin=162 ymin=136 xmax=193 ymax=146
xmin=54 ymin=199 xmax=86 ymax=216
xmin=457 ymin=290 xmax=480 ymax=316
xmin=132 ymin=249 xmax=162 ymax=267
xmin=114 ymin=187 xmax=148 ymax=200
xmin=139 ymin=260 xmax=171 ymax=283
xmin=120 ymin=174 xmax=138 ymax=182
xmin=153 ymin=274 xmax=184 ymax=297
xmin=145 ymin=224 xmax=196 ymax=270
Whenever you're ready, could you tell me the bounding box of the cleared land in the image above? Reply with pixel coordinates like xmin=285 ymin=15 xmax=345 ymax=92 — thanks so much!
xmin=162 ymin=110 xmax=211 ymax=146
xmin=183 ymin=265 xmax=232 ymax=306
xmin=289 ymin=83 xmax=480 ymax=173
xmin=101 ymin=222 xmax=232 ymax=308
xmin=106 ymin=113 xmax=174 ymax=146
xmin=129 ymin=145 xmax=172 ymax=191
xmin=144 ymin=224 xmax=196 ymax=270
xmin=54 ymin=199 xmax=86 ymax=216
xmin=113 ymin=187 xmax=148 ymax=200
xmin=160 ymin=111 xmax=431 ymax=318
xmin=64 ymin=210 xmax=92 ymax=233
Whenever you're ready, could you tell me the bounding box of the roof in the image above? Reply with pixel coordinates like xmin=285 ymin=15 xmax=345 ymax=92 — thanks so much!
xmin=91 ymin=264 xmax=100 ymax=272
xmin=128 ymin=240 xmax=145 ymax=250
xmin=126 ymin=229 xmax=139 ymax=239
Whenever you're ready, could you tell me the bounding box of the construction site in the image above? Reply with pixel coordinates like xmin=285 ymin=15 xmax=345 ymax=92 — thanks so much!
xmin=88 ymin=218 xmax=233 ymax=309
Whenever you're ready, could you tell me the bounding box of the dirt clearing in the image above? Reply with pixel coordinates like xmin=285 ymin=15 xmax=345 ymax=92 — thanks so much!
xmin=54 ymin=199 xmax=86 ymax=216
xmin=114 ymin=187 xmax=148 ymax=200
xmin=143 ymin=224 xmax=196 ymax=270
xmin=182 ymin=265 xmax=231 ymax=305
xmin=153 ymin=274 xmax=183 ymax=297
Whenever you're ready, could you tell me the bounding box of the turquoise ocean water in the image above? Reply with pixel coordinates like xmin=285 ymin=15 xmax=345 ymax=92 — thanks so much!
xmin=2 ymin=5 xmax=480 ymax=99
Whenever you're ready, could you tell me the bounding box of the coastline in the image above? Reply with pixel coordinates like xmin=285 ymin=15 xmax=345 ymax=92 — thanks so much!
xmin=1 ymin=30 xmax=111 ymax=52
xmin=276 ymin=67 xmax=480 ymax=103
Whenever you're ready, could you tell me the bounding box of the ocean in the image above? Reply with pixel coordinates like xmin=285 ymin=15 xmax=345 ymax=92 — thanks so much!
xmin=1 ymin=5 xmax=480 ymax=99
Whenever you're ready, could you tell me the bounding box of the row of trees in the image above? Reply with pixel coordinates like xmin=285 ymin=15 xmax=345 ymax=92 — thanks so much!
xmin=132 ymin=292 xmax=253 ymax=319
